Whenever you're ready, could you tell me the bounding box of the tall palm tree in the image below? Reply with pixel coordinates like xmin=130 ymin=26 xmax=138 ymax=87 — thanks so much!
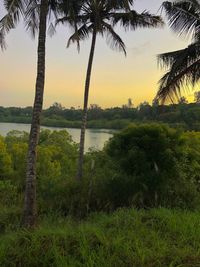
xmin=156 ymin=0 xmax=200 ymax=103
xmin=0 ymin=0 xmax=83 ymax=228
xmin=58 ymin=0 xmax=163 ymax=180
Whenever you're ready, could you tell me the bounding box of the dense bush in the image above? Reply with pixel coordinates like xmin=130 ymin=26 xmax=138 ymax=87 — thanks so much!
xmin=104 ymin=124 xmax=200 ymax=209
xmin=1 ymin=124 xmax=200 ymax=224
xmin=0 ymin=137 xmax=12 ymax=179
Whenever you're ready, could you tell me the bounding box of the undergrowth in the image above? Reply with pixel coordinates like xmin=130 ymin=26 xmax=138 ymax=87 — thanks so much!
xmin=0 ymin=208 xmax=200 ymax=267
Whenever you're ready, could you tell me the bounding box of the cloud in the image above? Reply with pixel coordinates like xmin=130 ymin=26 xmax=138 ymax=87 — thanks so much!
xmin=128 ymin=42 xmax=151 ymax=56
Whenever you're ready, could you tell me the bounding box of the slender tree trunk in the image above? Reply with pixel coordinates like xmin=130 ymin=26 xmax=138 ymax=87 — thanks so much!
xmin=77 ymin=30 xmax=97 ymax=181
xmin=23 ymin=0 xmax=48 ymax=228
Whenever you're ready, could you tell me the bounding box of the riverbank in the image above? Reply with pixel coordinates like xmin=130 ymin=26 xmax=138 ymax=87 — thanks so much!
xmin=0 ymin=117 xmax=131 ymax=129
xmin=0 ymin=117 xmax=199 ymax=131
xmin=1 ymin=102 xmax=200 ymax=130
xmin=0 ymin=122 xmax=115 ymax=152
xmin=1 ymin=208 xmax=200 ymax=266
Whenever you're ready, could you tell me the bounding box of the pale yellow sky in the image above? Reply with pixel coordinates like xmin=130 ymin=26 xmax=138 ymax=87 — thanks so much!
xmin=0 ymin=0 xmax=193 ymax=108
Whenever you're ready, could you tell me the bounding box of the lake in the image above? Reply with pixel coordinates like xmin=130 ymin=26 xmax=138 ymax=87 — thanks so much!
xmin=0 ymin=122 xmax=115 ymax=152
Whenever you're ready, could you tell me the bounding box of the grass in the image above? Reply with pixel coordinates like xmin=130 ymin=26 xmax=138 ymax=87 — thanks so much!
xmin=0 ymin=208 xmax=200 ymax=266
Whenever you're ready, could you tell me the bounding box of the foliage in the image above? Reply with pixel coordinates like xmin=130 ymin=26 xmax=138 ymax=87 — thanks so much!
xmin=1 ymin=102 xmax=200 ymax=130
xmin=1 ymin=125 xmax=200 ymax=217
xmin=0 ymin=180 xmax=22 ymax=233
xmin=182 ymin=131 xmax=200 ymax=186
xmin=105 ymin=124 xmax=200 ymax=209
xmin=157 ymin=0 xmax=200 ymax=103
xmin=0 ymin=180 xmax=19 ymax=207
xmin=0 ymin=125 xmax=200 ymax=265
xmin=58 ymin=0 xmax=162 ymax=54
xmin=0 ymin=136 xmax=12 ymax=180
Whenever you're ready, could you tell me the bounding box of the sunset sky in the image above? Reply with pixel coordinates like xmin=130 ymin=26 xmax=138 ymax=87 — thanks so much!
xmin=0 ymin=0 xmax=192 ymax=108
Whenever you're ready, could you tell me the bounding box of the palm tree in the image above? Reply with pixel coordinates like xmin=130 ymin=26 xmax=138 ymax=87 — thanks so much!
xmin=156 ymin=0 xmax=200 ymax=103
xmin=58 ymin=0 xmax=163 ymax=180
xmin=0 ymin=0 xmax=83 ymax=228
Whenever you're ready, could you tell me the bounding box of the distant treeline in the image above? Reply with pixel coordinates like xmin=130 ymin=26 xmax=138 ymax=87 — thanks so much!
xmin=0 ymin=102 xmax=200 ymax=130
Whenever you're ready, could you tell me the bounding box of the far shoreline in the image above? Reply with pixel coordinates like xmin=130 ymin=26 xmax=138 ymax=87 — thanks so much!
xmin=0 ymin=121 xmax=117 ymax=133
xmin=0 ymin=118 xmax=129 ymax=131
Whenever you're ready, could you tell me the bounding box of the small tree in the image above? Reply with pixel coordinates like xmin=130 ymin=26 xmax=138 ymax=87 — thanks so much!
xmin=178 ymin=96 xmax=188 ymax=104
xmin=128 ymin=98 xmax=133 ymax=108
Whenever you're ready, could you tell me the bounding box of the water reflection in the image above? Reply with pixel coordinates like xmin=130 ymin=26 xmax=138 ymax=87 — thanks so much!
xmin=0 ymin=122 xmax=114 ymax=152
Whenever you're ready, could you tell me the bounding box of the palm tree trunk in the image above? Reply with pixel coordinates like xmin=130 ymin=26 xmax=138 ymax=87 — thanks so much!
xmin=77 ymin=29 xmax=97 ymax=181
xmin=23 ymin=0 xmax=48 ymax=228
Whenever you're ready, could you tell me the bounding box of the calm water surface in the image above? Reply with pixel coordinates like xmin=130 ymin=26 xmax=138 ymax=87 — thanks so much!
xmin=0 ymin=122 xmax=114 ymax=152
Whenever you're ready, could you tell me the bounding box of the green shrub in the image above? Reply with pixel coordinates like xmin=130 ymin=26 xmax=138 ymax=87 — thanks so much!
xmin=104 ymin=124 xmax=200 ymax=209
xmin=0 ymin=180 xmax=22 ymax=233
xmin=0 ymin=181 xmax=18 ymax=206
xmin=0 ymin=206 xmax=21 ymax=233
xmin=0 ymin=137 xmax=12 ymax=179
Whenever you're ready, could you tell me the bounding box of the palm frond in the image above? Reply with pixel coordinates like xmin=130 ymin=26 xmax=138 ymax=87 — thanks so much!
xmin=158 ymin=49 xmax=185 ymax=70
xmin=157 ymin=0 xmax=200 ymax=103
xmin=162 ymin=0 xmax=200 ymax=38
xmin=0 ymin=30 xmax=7 ymax=50
xmin=0 ymin=0 xmax=27 ymax=49
xmin=102 ymin=21 xmax=127 ymax=55
xmin=0 ymin=18 xmax=15 ymax=50
xmin=157 ymin=44 xmax=200 ymax=103
xmin=67 ymin=24 xmax=93 ymax=50
xmin=48 ymin=22 xmax=56 ymax=37
xmin=3 ymin=0 xmax=27 ymax=14
xmin=113 ymin=10 xmax=164 ymax=30
xmin=24 ymin=0 xmax=40 ymax=38
xmin=106 ymin=0 xmax=133 ymax=10
xmin=158 ymin=42 xmax=200 ymax=69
